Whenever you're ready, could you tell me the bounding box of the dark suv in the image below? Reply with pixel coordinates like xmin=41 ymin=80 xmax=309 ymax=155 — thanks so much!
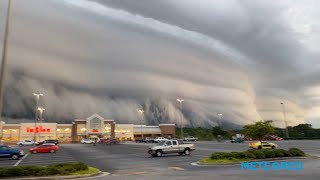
xmin=0 ymin=145 xmax=24 ymax=160
xmin=231 ymin=138 xmax=245 ymax=143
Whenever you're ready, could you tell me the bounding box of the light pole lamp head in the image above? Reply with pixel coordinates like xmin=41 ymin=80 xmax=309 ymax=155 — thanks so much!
xmin=33 ymin=93 xmax=43 ymax=96
xmin=177 ymin=99 xmax=184 ymax=103
xmin=37 ymin=107 xmax=45 ymax=111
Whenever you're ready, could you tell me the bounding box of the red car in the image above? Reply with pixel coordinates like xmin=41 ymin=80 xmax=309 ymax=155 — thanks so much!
xmin=29 ymin=144 xmax=59 ymax=153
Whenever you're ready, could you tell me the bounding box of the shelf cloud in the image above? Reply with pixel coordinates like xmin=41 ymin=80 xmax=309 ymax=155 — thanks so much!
xmin=0 ymin=0 xmax=320 ymax=128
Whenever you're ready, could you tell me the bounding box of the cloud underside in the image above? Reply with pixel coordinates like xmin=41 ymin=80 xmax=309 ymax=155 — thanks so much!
xmin=0 ymin=0 xmax=319 ymax=128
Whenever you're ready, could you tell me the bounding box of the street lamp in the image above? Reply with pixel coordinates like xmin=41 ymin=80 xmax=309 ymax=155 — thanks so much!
xmin=177 ymin=99 xmax=184 ymax=139
xmin=0 ymin=0 xmax=12 ymax=123
xmin=280 ymin=102 xmax=289 ymax=138
xmin=33 ymin=93 xmax=43 ymax=142
xmin=138 ymin=109 xmax=144 ymax=139
xmin=37 ymin=107 xmax=45 ymax=142
xmin=217 ymin=113 xmax=223 ymax=127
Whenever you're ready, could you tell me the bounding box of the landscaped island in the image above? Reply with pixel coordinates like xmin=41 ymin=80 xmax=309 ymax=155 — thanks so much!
xmin=0 ymin=162 xmax=100 ymax=178
xmin=200 ymin=148 xmax=306 ymax=164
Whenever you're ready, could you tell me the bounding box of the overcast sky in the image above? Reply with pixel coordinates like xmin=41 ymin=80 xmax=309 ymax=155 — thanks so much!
xmin=0 ymin=0 xmax=320 ymax=128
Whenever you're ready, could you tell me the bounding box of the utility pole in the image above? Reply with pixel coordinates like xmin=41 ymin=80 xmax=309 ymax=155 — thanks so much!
xmin=280 ymin=102 xmax=289 ymax=138
xmin=217 ymin=113 xmax=223 ymax=127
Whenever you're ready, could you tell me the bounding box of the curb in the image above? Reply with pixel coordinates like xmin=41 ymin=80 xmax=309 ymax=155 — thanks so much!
xmin=194 ymin=156 xmax=318 ymax=166
xmin=2 ymin=171 xmax=110 ymax=180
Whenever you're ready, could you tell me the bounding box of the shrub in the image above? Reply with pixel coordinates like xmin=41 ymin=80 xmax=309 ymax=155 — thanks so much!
xmin=288 ymin=148 xmax=305 ymax=156
xmin=273 ymin=149 xmax=285 ymax=157
xmin=261 ymin=149 xmax=276 ymax=158
xmin=246 ymin=150 xmax=266 ymax=159
xmin=210 ymin=152 xmax=231 ymax=159
xmin=282 ymin=149 xmax=293 ymax=157
xmin=0 ymin=162 xmax=89 ymax=178
xmin=229 ymin=152 xmax=245 ymax=159
xmin=244 ymin=152 xmax=256 ymax=159
xmin=73 ymin=162 xmax=88 ymax=171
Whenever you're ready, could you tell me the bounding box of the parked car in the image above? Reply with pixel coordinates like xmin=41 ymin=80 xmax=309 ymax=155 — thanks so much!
xmin=0 ymin=145 xmax=25 ymax=160
xmin=231 ymin=138 xmax=245 ymax=143
xmin=17 ymin=140 xmax=35 ymax=146
xmin=249 ymin=141 xmax=278 ymax=149
xmin=105 ymin=138 xmax=119 ymax=145
xmin=183 ymin=136 xmax=198 ymax=141
xmin=264 ymin=135 xmax=284 ymax=141
xmin=29 ymin=144 xmax=59 ymax=153
xmin=140 ymin=137 xmax=154 ymax=143
xmin=148 ymin=140 xmax=195 ymax=157
xmin=36 ymin=139 xmax=59 ymax=145
xmin=153 ymin=137 xmax=168 ymax=143
xmin=81 ymin=139 xmax=95 ymax=144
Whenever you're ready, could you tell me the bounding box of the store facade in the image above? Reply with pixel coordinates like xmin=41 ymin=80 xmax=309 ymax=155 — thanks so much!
xmin=0 ymin=114 xmax=176 ymax=143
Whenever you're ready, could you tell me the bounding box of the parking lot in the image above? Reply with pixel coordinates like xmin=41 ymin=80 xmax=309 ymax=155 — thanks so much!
xmin=1 ymin=140 xmax=320 ymax=179
xmin=0 ymin=144 xmax=77 ymax=167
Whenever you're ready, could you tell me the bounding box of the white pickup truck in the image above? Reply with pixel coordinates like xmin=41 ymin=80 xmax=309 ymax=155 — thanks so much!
xmin=16 ymin=140 xmax=35 ymax=146
xmin=148 ymin=140 xmax=195 ymax=157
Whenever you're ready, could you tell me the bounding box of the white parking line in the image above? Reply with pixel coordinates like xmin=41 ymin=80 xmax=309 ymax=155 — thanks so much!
xmin=14 ymin=153 xmax=29 ymax=166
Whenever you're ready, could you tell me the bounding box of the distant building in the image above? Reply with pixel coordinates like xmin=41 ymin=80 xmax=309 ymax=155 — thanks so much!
xmin=0 ymin=113 xmax=176 ymax=142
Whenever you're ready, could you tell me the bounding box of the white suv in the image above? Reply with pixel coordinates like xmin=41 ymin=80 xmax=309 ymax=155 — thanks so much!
xmin=17 ymin=140 xmax=35 ymax=146
xmin=153 ymin=137 xmax=169 ymax=143
xmin=80 ymin=139 xmax=95 ymax=144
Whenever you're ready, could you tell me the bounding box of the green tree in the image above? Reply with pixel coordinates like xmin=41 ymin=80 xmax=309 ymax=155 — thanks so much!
xmin=243 ymin=121 xmax=275 ymax=142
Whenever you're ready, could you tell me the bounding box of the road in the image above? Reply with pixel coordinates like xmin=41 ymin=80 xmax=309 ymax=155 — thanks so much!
xmin=1 ymin=140 xmax=320 ymax=179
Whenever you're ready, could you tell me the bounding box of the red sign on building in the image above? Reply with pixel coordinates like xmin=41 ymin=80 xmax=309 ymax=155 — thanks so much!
xmin=26 ymin=126 xmax=50 ymax=133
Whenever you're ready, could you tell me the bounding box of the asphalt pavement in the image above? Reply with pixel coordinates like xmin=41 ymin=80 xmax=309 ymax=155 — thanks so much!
xmin=1 ymin=140 xmax=320 ymax=180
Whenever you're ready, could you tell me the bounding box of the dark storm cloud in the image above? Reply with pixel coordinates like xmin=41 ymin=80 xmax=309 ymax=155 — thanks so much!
xmin=0 ymin=0 xmax=319 ymax=127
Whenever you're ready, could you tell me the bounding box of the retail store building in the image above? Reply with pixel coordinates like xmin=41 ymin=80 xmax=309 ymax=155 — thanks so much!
xmin=0 ymin=114 xmax=176 ymax=142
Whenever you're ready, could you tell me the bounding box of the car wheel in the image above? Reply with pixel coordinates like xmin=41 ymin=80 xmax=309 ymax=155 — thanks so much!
xmin=184 ymin=148 xmax=190 ymax=155
xmin=272 ymin=145 xmax=275 ymax=149
xmin=258 ymin=146 xmax=262 ymax=149
xmin=33 ymin=150 xmax=38 ymax=154
xmin=178 ymin=152 xmax=183 ymax=156
xmin=50 ymin=150 xmax=55 ymax=153
xmin=156 ymin=150 xmax=162 ymax=157
xmin=11 ymin=154 xmax=19 ymax=160
xmin=19 ymin=143 xmax=23 ymax=146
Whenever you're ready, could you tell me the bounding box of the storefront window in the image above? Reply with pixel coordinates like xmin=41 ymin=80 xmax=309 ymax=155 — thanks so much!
xmin=1 ymin=129 xmax=20 ymax=141
xmin=89 ymin=117 xmax=102 ymax=133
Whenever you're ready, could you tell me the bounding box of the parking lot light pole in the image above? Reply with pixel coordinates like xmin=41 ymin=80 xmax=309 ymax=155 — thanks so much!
xmin=138 ymin=110 xmax=144 ymax=139
xmin=177 ymin=99 xmax=184 ymax=139
xmin=37 ymin=107 xmax=45 ymax=142
xmin=33 ymin=93 xmax=43 ymax=142
xmin=0 ymin=0 xmax=12 ymax=123
xmin=280 ymin=102 xmax=289 ymax=138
